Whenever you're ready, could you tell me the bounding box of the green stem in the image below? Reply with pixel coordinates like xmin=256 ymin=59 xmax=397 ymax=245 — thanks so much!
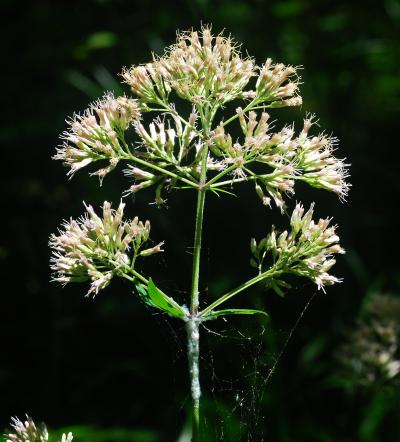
xmin=199 ymin=267 xmax=281 ymax=317
xmin=221 ymin=98 xmax=257 ymax=127
xmin=187 ymin=318 xmax=200 ymax=441
xmin=154 ymin=99 xmax=202 ymax=136
xmin=205 ymin=164 xmax=238 ymax=187
xmin=190 ymin=124 xmax=209 ymax=313
xmin=210 ymin=174 xmax=257 ymax=188
xmin=188 ymin=121 xmax=209 ymax=442
xmin=191 ymin=186 xmax=207 ymax=313
xmin=124 ymin=152 xmax=198 ymax=188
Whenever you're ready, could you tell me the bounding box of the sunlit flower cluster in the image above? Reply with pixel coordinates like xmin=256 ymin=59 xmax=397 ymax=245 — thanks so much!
xmin=5 ymin=416 xmax=73 ymax=442
xmin=53 ymin=27 xmax=335 ymax=208
xmin=135 ymin=110 xmax=198 ymax=164
xmin=122 ymin=26 xmax=302 ymax=109
xmin=337 ymin=294 xmax=400 ymax=387
xmin=49 ymin=201 xmax=163 ymax=296
xmin=122 ymin=63 xmax=171 ymax=103
xmin=54 ymin=93 xmax=140 ymax=181
xmin=251 ymin=203 xmax=345 ymax=294
xmin=157 ymin=27 xmax=256 ymax=104
xmin=123 ymin=27 xmax=255 ymax=105
xmin=51 ymin=26 xmax=348 ymax=304
xmin=210 ymin=112 xmax=349 ymax=211
xmin=255 ymin=58 xmax=302 ymax=107
xmin=47 ymin=29 xmax=350 ymax=438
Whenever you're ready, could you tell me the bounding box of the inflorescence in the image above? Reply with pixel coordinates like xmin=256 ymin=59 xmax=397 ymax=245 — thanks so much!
xmin=50 ymin=25 xmax=348 ymax=304
xmin=5 ymin=416 xmax=73 ymax=442
xmin=53 ymin=26 xmax=348 ymax=211
xmin=46 ymin=25 xmax=350 ymax=442
xmin=251 ymin=203 xmax=345 ymax=294
xmin=50 ymin=201 xmax=163 ymax=296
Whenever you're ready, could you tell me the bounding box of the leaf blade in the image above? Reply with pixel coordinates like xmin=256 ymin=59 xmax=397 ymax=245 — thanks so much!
xmin=146 ymin=278 xmax=187 ymax=319
xmin=203 ymin=308 xmax=269 ymax=321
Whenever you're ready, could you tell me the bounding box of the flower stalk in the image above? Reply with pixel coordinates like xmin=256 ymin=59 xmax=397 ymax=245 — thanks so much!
xmin=49 ymin=26 xmax=349 ymax=441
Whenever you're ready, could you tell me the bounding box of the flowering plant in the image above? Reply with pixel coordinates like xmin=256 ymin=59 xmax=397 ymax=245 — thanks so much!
xmin=48 ymin=26 xmax=349 ymax=440
xmin=5 ymin=416 xmax=73 ymax=442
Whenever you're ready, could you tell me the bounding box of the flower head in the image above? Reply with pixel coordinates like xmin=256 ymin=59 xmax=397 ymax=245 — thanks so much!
xmin=210 ymin=111 xmax=349 ymax=210
xmin=251 ymin=203 xmax=345 ymax=294
xmin=123 ymin=26 xmax=256 ymax=105
xmin=50 ymin=201 xmax=163 ymax=296
xmin=255 ymin=58 xmax=302 ymax=106
xmin=5 ymin=416 xmax=48 ymax=442
xmin=295 ymin=116 xmax=350 ymax=200
xmin=54 ymin=93 xmax=140 ymax=181
xmin=160 ymin=26 xmax=256 ymax=104
xmin=122 ymin=63 xmax=171 ymax=103
xmin=5 ymin=416 xmax=73 ymax=442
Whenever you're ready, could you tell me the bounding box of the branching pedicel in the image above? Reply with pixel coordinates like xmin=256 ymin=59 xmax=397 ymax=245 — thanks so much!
xmin=50 ymin=27 xmax=349 ymax=440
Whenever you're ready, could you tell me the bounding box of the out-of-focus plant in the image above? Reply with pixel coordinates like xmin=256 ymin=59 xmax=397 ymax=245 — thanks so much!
xmin=337 ymin=293 xmax=400 ymax=387
xmin=4 ymin=416 xmax=73 ymax=442
xmin=44 ymin=26 xmax=349 ymax=440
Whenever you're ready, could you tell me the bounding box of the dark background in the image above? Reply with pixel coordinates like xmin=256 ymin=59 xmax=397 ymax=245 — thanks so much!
xmin=1 ymin=0 xmax=400 ymax=440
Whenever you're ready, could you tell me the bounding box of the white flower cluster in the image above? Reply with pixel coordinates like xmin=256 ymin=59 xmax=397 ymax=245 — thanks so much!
xmin=122 ymin=26 xmax=300 ymax=107
xmin=54 ymin=93 xmax=140 ymax=181
xmin=5 ymin=416 xmax=73 ymax=442
xmin=53 ymin=27 xmax=342 ymax=208
xmin=51 ymin=26 xmax=348 ymax=303
xmin=135 ymin=109 xmax=198 ymax=164
xmin=49 ymin=201 xmax=163 ymax=296
xmin=210 ymin=113 xmax=349 ymax=211
xmin=255 ymin=58 xmax=302 ymax=107
xmin=251 ymin=203 xmax=345 ymax=294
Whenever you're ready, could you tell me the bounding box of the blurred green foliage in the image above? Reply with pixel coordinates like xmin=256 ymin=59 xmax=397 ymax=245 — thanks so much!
xmin=2 ymin=0 xmax=400 ymax=440
xmin=53 ymin=425 xmax=158 ymax=442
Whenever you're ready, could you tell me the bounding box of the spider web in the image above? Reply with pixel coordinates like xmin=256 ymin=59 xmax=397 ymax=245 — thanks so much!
xmin=153 ymin=289 xmax=316 ymax=442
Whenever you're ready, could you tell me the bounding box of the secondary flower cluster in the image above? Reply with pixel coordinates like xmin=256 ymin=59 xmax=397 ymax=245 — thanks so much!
xmin=210 ymin=112 xmax=349 ymax=211
xmin=136 ymin=111 xmax=198 ymax=162
xmin=54 ymin=93 xmax=141 ymax=181
xmin=5 ymin=416 xmax=73 ymax=442
xmin=255 ymin=58 xmax=302 ymax=107
xmin=337 ymin=294 xmax=400 ymax=387
xmin=251 ymin=203 xmax=345 ymax=294
xmin=49 ymin=201 xmax=163 ymax=296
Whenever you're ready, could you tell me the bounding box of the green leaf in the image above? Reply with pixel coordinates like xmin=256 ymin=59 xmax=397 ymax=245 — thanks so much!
xmin=86 ymin=31 xmax=118 ymax=50
xmin=140 ymin=278 xmax=187 ymax=319
xmin=210 ymin=187 xmax=237 ymax=197
xmin=203 ymin=308 xmax=269 ymax=321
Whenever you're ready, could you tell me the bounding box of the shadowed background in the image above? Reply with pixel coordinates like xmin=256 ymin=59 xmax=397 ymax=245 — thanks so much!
xmin=2 ymin=0 xmax=400 ymax=440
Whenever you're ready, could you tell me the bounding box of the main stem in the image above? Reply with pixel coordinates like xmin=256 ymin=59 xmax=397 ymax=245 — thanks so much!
xmin=188 ymin=132 xmax=209 ymax=442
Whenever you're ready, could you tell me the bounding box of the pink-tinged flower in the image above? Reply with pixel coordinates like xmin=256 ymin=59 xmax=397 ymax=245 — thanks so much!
xmin=49 ymin=201 xmax=162 ymax=297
